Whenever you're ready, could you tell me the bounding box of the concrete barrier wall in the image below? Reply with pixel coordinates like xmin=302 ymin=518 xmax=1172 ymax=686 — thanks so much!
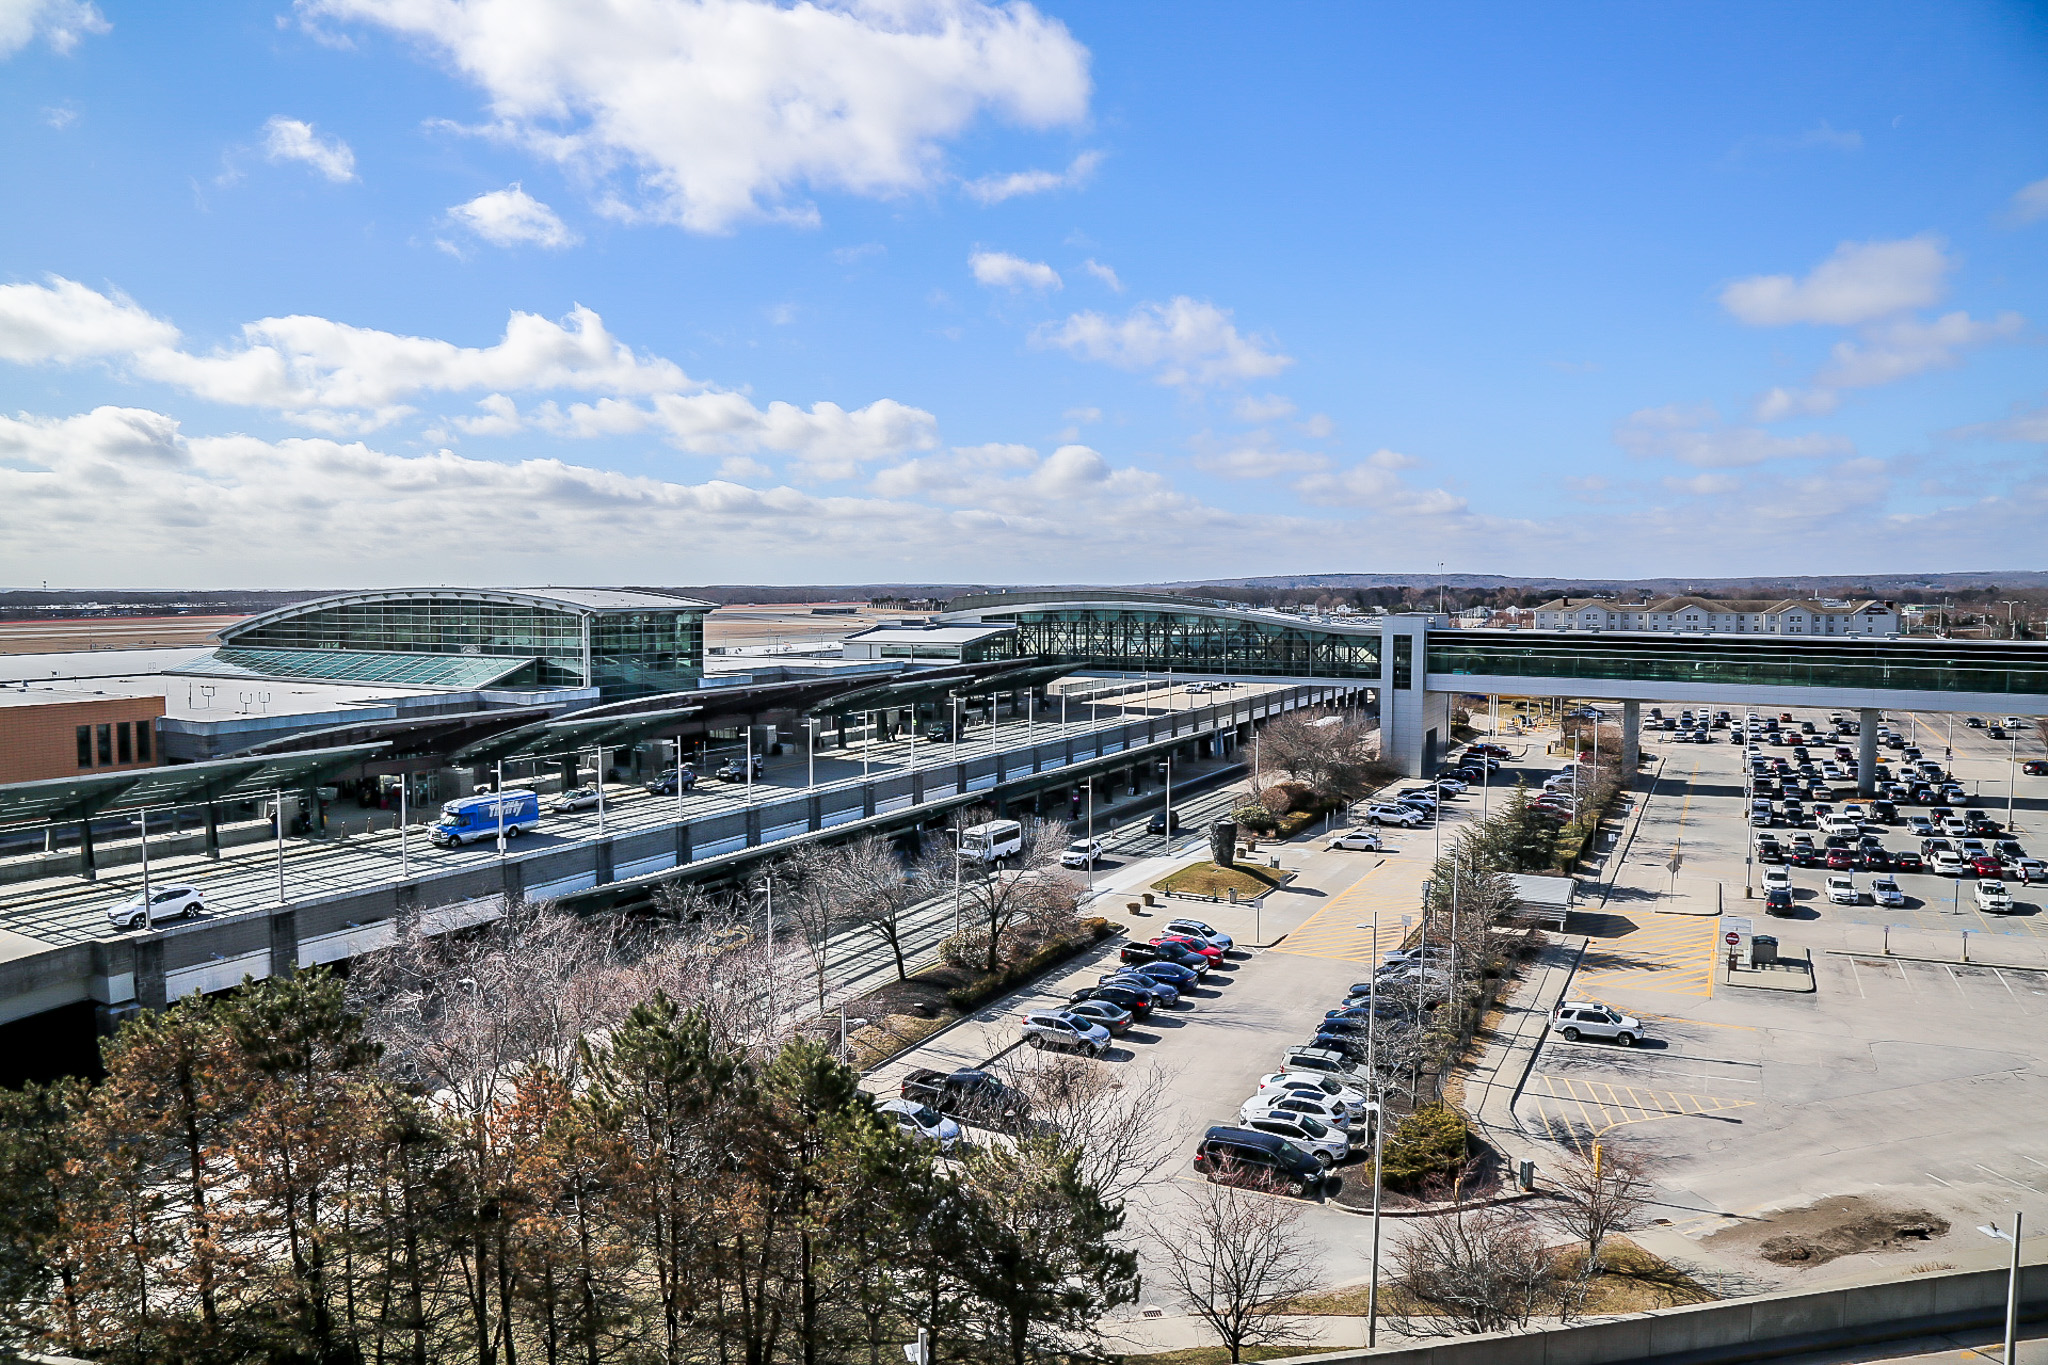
xmin=1278 ymin=1261 xmax=2044 ymax=1365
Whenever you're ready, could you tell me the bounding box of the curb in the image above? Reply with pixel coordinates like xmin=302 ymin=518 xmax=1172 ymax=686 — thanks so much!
xmin=1327 ymin=1187 xmax=1544 ymax=1220
xmin=857 ymin=926 xmax=1127 ymax=1075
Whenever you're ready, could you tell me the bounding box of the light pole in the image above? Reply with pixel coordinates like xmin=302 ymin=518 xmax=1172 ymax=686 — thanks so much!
xmin=139 ymin=806 xmax=153 ymax=931
xmin=1978 ymin=1212 xmax=2024 ymax=1364
xmin=1358 ymin=911 xmax=1384 ymax=1348
xmin=595 ymin=748 xmax=608 ymax=836
xmin=273 ymin=786 xmax=287 ymax=905
xmin=1162 ymin=752 xmax=1173 ymax=858
xmin=2009 ymin=728 xmax=2020 ymax=832
xmin=2000 ymin=600 xmax=2023 ymax=639
xmin=806 ymin=718 xmax=819 ymax=791
xmin=399 ymin=775 xmax=409 ymax=879
xmin=496 ymin=759 xmax=508 ymax=856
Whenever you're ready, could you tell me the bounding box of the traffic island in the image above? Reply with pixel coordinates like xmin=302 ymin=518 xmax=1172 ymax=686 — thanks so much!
xmin=1150 ymin=859 xmax=1288 ymax=902
xmin=1718 ymin=946 xmax=1816 ymax=992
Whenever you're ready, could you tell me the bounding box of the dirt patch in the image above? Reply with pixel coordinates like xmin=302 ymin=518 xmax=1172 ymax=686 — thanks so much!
xmin=1706 ymin=1195 xmax=1951 ymax=1269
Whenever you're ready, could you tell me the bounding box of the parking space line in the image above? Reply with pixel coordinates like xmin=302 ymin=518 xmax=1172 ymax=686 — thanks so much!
xmin=1973 ymin=1164 xmax=2045 ymax=1196
xmin=1526 ymin=1073 xmax=1756 ymax=1144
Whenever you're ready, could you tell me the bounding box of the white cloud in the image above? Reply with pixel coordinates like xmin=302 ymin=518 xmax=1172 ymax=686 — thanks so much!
xmin=1663 ymin=472 xmax=1743 ymax=496
xmin=1752 ymin=309 xmax=2025 ymax=419
xmin=0 ymin=0 xmax=107 ymax=56
xmin=0 ymin=276 xmax=179 ymax=363
xmin=963 ymin=149 xmax=1102 ymax=204
xmin=1616 ymin=402 xmax=1852 ymax=468
xmin=447 ymin=184 xmax=579 ymax=248
xmin=0 ymin=277 xmax=695 ymax=427
xmin=1816 ymin=310 xmax=2025 ymax=390
xmin=1040 ymin=296 xmax=1292 ymax=387
xmin=261 ymin=116 xmax=358 ymax=183
xmin=1081 ymin=258 xmax=1122 ymax=291
xmin=1233 ymin=393 xmax=1295 ymax=422
xmin=1292 ymin=462 xmax=1466 ymax=515
xmin=1787 ymin=121 xmax=1861 ymax=152
xmin=1062 ymin=405 xmax=1101 ymax=423
xmin=1192 ymin=440 xmax=1328 ymax=480
xmin=451 ymin=393 xmax=523 ymax=436
xmin=969 ymin=250 xmax=1061 ymax=292
xmin=2010 ymin=176 xmax=2048 ymax=224
xmin=306 ymin=0 xmax=1091 ymax=233
xmin=42 ymin=101 xmax=78 ymax=129
xmin=1720 ymin=235 xmax=1951 ymax=326
xmin=1298 ymin=413 xmax=1335 ymax=439
xmin=831 ymin=242 xmax=885 ymax=264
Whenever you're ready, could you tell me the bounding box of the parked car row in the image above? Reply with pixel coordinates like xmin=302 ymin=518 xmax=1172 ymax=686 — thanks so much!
xmin=1194 ymin=939 xmax=1460 ymax=1198
xmin=1013 ymin=919 xmax=1238 ymax=1060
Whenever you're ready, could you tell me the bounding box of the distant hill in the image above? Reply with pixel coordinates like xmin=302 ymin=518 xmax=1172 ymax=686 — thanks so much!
xmin=1137 ymin=572 xmax=2048 ymax=595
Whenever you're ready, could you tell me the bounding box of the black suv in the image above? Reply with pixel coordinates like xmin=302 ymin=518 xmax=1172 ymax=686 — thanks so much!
xmin=1191 ymin=1126 xmax=1327 ymax=1196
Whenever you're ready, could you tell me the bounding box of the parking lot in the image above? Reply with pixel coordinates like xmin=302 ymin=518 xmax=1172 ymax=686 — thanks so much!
xmin=864 ymin=698 xmax=2048 ymax=1299
xmin=1518 ymin=703 xmax=2048 ymax=1287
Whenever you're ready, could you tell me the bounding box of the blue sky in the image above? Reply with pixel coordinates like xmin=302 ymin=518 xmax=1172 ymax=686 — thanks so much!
xmin=0 ymin=0 xmax=2043 ymax=588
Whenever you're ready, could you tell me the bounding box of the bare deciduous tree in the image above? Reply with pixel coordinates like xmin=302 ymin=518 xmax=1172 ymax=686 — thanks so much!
xmin=994 ymin=1054 xmax=1182 ymax=1204
xmin=1546 ymin=1145 xmax=1651 ymax=1275
xmin=1151 ymin=1180 xmax=1324 ymax=1362
xmin=1389 ymin=1205 xmax=1582 ymax=1336
xmin=807 ymin=832 xmax=922 ymax=983
xmin=1255 ymin=708 xmax=1390 ymax=803
xmin=912 ymin=814 xmax=1083 ymax=973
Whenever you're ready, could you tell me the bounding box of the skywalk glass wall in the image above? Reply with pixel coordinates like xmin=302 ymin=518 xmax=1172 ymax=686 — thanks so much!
xmin=1429 ymin=633 xmax=2048 ymax=696
xmin=974 ymin=607 xmax=1381 ymax=679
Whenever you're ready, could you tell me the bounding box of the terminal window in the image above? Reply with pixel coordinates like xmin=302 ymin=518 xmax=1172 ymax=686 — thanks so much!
xmin=96 ymin=724 xmax=113 ymax=766
xmin=76 ymin=725 xmax=91 ymax=769
xmin=116 ymin=722 xmax=132 ymax=764
xmin=135 ymin=722 xmax=151 ymax=762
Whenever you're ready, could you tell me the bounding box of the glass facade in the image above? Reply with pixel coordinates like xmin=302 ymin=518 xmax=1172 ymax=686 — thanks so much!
xmin=231 ymin=600 xmax=590 ymax=687
xmin=190 ymin=647 xmax=545 ymax=689
xmin=219 ymin=592 xmax=709 ymax=696
xmin=944 ymin=597 xmax=2048 ymax=702
xmin=588 ymin=612 xmax=704 ymax=695
xmin=976 ymin=607 xmax=1382 ymax=679
xmin=1429 ymin=633 xmax=2048 ymax=697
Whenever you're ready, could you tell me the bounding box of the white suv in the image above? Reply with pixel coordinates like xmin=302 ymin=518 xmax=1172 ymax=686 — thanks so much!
xmin=1548 ymin=1001 xmax=1644 ymax=1047
xmin=1975 ymin=879 xmax=2013 ymax=913
xmin=1365 ymin=804 xmax=1424 ymax=828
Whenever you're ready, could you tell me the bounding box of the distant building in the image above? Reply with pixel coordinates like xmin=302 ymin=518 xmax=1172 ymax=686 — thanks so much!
xmin=1530 ymin=596 xmax=1898 ymax=636
xmin=840 ymin=623 xmax=1014 ymax=662
xmin=0 ymin=688 xmax=164 ymax=783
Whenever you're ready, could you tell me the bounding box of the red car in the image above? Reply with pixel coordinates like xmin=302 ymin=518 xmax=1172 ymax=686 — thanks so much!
xmin=1826 ymin=849 xmax=1858 ymax=870
xmin=1970 ymin=854 xmax=2002 ymax=878
xmin=1153 ymin=934 xmax=1224 ymax=962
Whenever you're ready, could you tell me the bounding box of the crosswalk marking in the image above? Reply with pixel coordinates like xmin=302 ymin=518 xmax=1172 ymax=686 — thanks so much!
xmin=1571 ymin=910 xmax=1719 ymax=998
xmin=1269 ymin=860 xmax=1414 ymax=963
xmin=1524 ymin=1073 xmax=1754 ymax=1150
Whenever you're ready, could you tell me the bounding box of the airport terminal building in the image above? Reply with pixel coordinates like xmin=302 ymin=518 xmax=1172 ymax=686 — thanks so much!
xmin=204 ymin=587 xmax=713 ymax=697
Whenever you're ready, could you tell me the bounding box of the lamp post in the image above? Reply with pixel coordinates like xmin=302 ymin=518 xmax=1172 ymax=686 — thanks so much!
xmin=806 ymin=718 xmax=819 ymax=791
xmin=2000 ymin=600 xmax=2023 ymax=639
xmin=1978 ymin=1212 xmax=2024 ymax=1364
xmin=496 ymin=759 xmax=508 ymax=856
xmin=139 ymin=807 xmax=152 ymax=931
xmin=399 ymin=776 xmax=409 ymax=879
xmin=1358 ymin=911 xmax=1385 ymax=1348
xmin=273 ymin=787 xmax=287 ymax=905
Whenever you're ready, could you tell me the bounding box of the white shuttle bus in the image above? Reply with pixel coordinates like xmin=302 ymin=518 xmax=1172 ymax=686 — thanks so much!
xmin=956 ymin=819 xmax=1024 ymax=864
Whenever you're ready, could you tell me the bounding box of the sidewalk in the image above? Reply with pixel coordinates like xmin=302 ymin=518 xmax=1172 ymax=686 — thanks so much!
xmin=1461 ymin=931 xmax=1586 ymax=1169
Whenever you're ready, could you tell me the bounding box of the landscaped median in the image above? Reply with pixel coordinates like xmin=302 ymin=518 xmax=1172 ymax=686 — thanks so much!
xmin=838 ymin=915 xmax=1121 ymax=1070
xmin=1152 ymin=859 xmax=1288 ymax=901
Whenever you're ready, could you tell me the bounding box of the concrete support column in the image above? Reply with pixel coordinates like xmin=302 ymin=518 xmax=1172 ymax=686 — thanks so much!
xmin=267 ymin=907 xmax=298 ymax=978
xmin=594 ymin=839 xmax=615 ymax=885
xmin=560 ymin=755 xmax=580 ymax=792
xmin=1859 ymin=708 xmax=1880 ymax=796
xmin=1622 ymin=700 xmax=1641 ymax=776
xmin=77 ymin=819 xmax=95 ymax=881
xmin=204 ymin=802 xmax=221 ymax=860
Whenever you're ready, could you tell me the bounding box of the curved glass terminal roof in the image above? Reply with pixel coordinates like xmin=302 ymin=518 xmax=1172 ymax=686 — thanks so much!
xmin=216 ymin=587 xmax=713 ymax=696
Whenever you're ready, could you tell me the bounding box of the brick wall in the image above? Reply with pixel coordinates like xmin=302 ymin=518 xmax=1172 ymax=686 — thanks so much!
xmin=0 ymin=695 xmax=168 ymax=784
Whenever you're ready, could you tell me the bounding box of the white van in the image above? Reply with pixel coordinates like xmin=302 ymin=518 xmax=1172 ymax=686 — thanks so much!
xmin=1826 ymin=873 xmax=1861 ymax=905
xmin=956 ymin=819 xmax=1024 ymax=863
